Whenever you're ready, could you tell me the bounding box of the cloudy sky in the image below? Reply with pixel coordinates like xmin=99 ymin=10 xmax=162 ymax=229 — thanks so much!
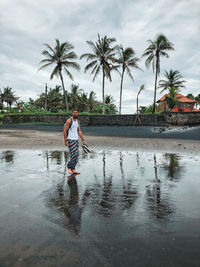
xmin=0 ymin=0 xmax=199 ymax=113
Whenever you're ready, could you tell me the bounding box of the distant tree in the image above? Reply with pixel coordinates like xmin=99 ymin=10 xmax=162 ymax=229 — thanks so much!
xmin=195 ymin=94 xmax=200 ymax=107
xmin=80 ymin=34 xmax=117 ymax=115
xmin=163 ymin=87 xmax=180 ymax=111
xmin=186 ymin=93 xmax=195 ymax=99
xmin=88 ymin=91 xmax=97 ymax=113
xmin=105 ymin=94 xmax=117 ymax=114
xmin=142 ymin=34 xmax=174 ymax=113
xmin=0 ymin=89 xmax=4 ymax=112
xmin=39 ymin=39 xmax=80 ymax=111
xmin=159 ymin=70 xmax=186 ymax=93
xmin=69 ymin=84 xmax=83 ymax=110
xmin=78 ymin=92 xmax=89 ymax=112
xmin=116 ymin=45 xmax=141 ymax=114
xmin=2 ymin=87 xmax=18 ymax=108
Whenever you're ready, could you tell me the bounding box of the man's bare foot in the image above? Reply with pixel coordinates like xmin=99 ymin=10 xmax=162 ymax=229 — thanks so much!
xmin=67 ymin=168 xmax=73 ymax=174
xmin=72 ymin=170 xmax=80 ymax=174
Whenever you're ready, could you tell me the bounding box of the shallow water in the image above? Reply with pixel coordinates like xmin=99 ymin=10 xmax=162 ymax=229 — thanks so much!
xmin=0 ymin=149 xmax=200 ymax=267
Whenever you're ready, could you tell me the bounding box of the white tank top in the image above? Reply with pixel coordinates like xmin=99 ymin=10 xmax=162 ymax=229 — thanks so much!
xmin=67 ymin=119 xmax=79 ymax=140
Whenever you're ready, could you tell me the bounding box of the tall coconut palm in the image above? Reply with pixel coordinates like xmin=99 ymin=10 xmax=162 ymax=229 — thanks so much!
xmin=117 ymin=45 xmax=142 ymax=115
xmin=38 ymin=39 xmax=80 ymax=111
xmin=80 ymin=34 xmax=117 ymax=115
xmin=142 ymin=34 xmax=174 ymax=113
xmin=159 ymin=70 xmax=186 ymax=93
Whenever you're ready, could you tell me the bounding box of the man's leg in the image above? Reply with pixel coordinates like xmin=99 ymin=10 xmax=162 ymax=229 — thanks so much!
xmin=67 ymin=140 xmax=77 ymax=174
xmin=67 ymin=140 xmax=79 ymax=174
xmin=71 ymin=140 xmax=80 ymax=174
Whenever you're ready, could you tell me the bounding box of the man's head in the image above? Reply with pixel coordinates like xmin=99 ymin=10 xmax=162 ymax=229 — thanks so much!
xmin=72 ymin=109 xmax=79 ymax=119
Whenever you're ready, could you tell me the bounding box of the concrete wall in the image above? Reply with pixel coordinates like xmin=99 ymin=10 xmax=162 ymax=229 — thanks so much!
xmin=2 ymin=112 xmax=200 ymax=126
xmin=164 ymin=112 xmax=200 ymax=125
xmin=2 ymin=114 xmax=165 ymax=126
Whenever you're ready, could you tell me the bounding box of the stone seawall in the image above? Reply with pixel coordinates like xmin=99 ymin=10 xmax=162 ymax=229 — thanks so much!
xmin=2 ymin=114 xmax=165 ymax=126
xmin=2 ymin=112 xmax=200 ymax=126
xmin=164 ymin=112 xmax=200 ymax=126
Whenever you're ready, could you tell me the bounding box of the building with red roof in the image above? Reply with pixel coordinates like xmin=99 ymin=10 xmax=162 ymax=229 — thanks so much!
xmin=156 ymin=93 xmax=198 ymax=112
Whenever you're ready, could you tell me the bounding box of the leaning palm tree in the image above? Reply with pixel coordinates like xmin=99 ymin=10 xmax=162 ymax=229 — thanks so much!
xmin=142 ymin=34 xmax=174 ymax=113
xmin=134 ymin=84 xmax=145 ymax=125
xmin=80 ymin=34 xmax=117 ymax=115
xmin=159 ymin=70 xmax=186 ymax=93
xmin=117 ymin=45 xmax=142 ymax=115
xmin=38 ymin=39 xmax=80 ymax=111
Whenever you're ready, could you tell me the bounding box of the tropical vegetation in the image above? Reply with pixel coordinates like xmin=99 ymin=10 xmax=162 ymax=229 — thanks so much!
xmin=1 ymin=34 xmax=199 ymax=118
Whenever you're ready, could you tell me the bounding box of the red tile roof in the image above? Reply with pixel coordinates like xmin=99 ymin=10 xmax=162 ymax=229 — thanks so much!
xmin=157 ymin=93 xmax=196 ymax=103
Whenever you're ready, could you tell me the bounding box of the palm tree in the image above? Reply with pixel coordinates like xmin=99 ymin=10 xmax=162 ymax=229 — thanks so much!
xmin=195 ymin=94 xmax=200 ymax=108
xmin=2 ymin=87 xmax=18 ymax=108
xmin=163 ymin=86 xmax=180 ymax=111
xmin=134 ymin=84 xmax=145 ymax=125
xmin=0 ymin=89 xmax=4 ymax=112
xmin=38 ymin=39 xmax=80 ymax=111
xmin=88 ymin=91 xmax=97 ymax=113
xmin=69 ymin=84 xmax=83 ymax=110
xmin=159 ymin=70 xmax=186 ymax=92
xmin=186 ymin=93 xmax=194 ymax=99
xmin=116 ymin=45 xmax=141 ymax=115
xmin=80 ymin=34 xmax=117 ymax=115
xmin=136 ymin=84 xmax=145 ymax=115
xmin=142 ymin=34 xmax=174 ymax=113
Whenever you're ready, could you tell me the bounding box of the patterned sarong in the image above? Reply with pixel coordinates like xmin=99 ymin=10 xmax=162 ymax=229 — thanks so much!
xmin=67 ymin=140 xmax=79 ymax=170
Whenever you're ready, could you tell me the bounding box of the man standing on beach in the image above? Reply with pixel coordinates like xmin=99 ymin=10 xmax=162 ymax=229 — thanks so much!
xmin=64 ymin=109 xmax=86 ymax=174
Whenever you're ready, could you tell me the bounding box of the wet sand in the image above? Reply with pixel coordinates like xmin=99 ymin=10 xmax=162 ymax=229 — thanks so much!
xmin=0 ymin=128 xmax=200 ymax=155
xmin=0 ymin=149 xmax=200 ymax=267
xmin=0 ymin=126 xmax=200 ymax=266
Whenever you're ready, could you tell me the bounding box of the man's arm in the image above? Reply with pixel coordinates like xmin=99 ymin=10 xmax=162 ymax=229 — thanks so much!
xmin=78 ymin=124 xmax=86 ymax=144
xmin=63 ymin=119 xmax=71 ymax=146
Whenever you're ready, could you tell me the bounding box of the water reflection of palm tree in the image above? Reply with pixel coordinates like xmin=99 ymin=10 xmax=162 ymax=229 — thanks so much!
xmin=145 ymin=153 xmax=173 ymax=219
xmin=1 ymin=150 xmax=15 ymax=163
xmin=99 ymin=152 xmax=113 ymax=216
xmin=120 ymin=152 xmax=138 ymax=210
xmin=162 ymin=153 xmax=182 ymax=180
xmin=49 ymin=151 xmax=63 ymax=165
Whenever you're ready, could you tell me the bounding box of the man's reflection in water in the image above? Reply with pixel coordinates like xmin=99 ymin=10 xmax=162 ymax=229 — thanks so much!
xmin=64 ymin=175 xmax=81 ymax=234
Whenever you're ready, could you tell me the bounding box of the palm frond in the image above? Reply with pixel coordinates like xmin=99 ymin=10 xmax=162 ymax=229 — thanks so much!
xmin=64 ymin=67 xmax=74 ymax=80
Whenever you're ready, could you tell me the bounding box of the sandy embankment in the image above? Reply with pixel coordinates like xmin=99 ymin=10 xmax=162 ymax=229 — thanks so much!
xmin=0 ymin=129 xmax=200 ymax=155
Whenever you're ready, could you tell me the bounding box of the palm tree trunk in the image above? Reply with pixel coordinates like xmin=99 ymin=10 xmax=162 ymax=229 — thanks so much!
xmin=119 ymin=68 xmax=125 ymax=115
xmin=153 ymin=65 xmax=158 ymax=114
xmin=59 ymin=71 xmax=69 ymax=111
xmin=102 ymin=67 xmax=105 ymax=115
xmin=45 ymin=83 xmax=48 ymax=111
xmin=136 ymin=92 xmax=139 ymax=115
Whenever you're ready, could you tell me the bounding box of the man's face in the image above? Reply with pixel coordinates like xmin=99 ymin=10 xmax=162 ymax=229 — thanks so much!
xmin=72 ymin=111 xmax=79 ymax=118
